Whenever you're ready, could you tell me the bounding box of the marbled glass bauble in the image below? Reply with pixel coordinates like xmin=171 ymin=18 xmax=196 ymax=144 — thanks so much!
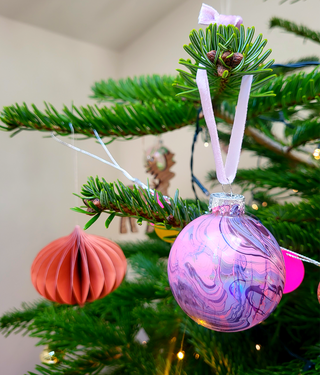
xmin=168 ymin=193 xmax=286 ymax=332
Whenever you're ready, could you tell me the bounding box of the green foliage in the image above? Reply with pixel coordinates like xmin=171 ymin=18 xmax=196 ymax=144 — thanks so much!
xmin=120 ymin=239 xmax=171 ymax=259
xmin=270 ymin=17 xmax=320 ymax=44
xmin=175 ymin=24 xmax=275 ymax=101
xmin=91 ymin=75 xmax=179 ymax=103
xmin=236 ymin=166 xmax=320 ymax=197
xmin=0 ymin=98 xmax=196 ymax=140
xmin=74 ymin=177 xmax=206 ymax=230
xmin=289 ymin=118 xmax=320 ymax=148
xmin=247 ymin=68 xmax=320 ymax=121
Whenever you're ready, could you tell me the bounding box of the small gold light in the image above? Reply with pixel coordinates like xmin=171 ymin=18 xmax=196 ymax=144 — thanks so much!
xmin=142 ymin=341 xmax=147 ymax=345
xmin=40 ymin=348 xmax=59 ymax=364
xmin=177 ymin=351 xmax=185 ymax=360
xmin=195 ymin=353 xmax=200 ymax=359
xmin=256 ymin=344 xmax=261 ymax=351
xmin=170 ymin=337 xmax=177 ymax=343
xmin=252 ymin=204 xmax=259 ymax=210
xmin=204 ymin=142 xmax=209 ymax=147
xmin=262 ymin=202 xmax=267 ymax=207
xmin=292 ymin=189 xmax=298 ymax=193
xmin=313 ymin=148 xmax=320 ymax=160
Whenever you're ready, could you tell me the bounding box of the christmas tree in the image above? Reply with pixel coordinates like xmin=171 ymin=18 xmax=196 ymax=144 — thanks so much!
xmin=0 ymin=3 xmax=319 ymax=375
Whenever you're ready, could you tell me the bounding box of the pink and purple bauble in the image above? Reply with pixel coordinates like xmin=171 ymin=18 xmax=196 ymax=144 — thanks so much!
xmin=168 ymin=193 xmax=286 ymax=332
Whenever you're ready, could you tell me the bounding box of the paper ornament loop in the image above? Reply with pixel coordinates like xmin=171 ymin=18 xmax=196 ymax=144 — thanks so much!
xmin=31 ymin=226 xmax=127 ymax=305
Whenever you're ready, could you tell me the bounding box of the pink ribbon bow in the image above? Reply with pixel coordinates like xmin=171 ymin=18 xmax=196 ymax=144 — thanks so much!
xmin=198 ymin=3 xmax=243 ymax=28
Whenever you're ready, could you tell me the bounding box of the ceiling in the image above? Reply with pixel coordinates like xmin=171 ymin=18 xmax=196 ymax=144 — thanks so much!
xmin=0 ymin=0 xmax=186 ymax=51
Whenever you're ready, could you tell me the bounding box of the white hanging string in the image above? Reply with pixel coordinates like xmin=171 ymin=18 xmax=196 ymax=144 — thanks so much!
xmin=51 ymin=130 xmax=176 ymax=208
xmin=220 ymin=0 xmax=232 ymax=15
xmin=51 ymin=132 xmax=148 ymax=190
xmin=68 ymin=123 xmax=78 ymax=210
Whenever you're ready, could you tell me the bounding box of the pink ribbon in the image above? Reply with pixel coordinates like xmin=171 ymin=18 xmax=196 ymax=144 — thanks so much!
xmin=198 ymin=3 xmax=243 ymax=28
xmin=196 ymin=67 xmax=253 ymax=185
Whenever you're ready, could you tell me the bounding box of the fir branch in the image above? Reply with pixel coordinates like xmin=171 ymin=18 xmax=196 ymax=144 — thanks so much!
xmin=75 ymin=177 xmax=206 ymax=229
xmin=120 ymin=239 xmax=171 ymax=259
xmin=270 ymin=17 xmax=320 ymax=44
xmin=1 ymin=68 xmax=319 ymax=152
xmin=234 ymin=167 xmax=320 ymax=197
xmin=263 ymin=219 xmax=320 ymax=255
xmin=0 ymin=300 xmax=53 ymax=337
xmin=90 ymin=75 xmax=179 ymax=103
xmin=175 ymin=24 xmax=275 ymax=102
xmin=0 ymin=99 xmax=197 ymax=139
xmin=289 ymin=118 xmax=320 ymax=149
xmin=246 ymin=68 xmax=320 ymax=121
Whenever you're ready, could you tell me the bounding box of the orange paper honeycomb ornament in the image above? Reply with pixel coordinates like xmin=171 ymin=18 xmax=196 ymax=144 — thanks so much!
xmin=31 ymin=226 xmax=126 ymax=305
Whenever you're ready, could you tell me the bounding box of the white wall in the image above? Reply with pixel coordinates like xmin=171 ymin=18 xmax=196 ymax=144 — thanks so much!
xmin=0 ymin=15 xmax=119 ymax=373
xmin=1 ymin=0 xmax=320 ymax=373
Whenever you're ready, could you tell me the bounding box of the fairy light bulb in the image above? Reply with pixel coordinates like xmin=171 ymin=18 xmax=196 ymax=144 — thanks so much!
xmin=40 ymin=347 xmax=59 ymax=364
xmin=251 ymin=203 xmax=259 ymax=210
xmin=204 ymin=142 xmax=209 ymax=147
xmin=177 ymin=351 xmax=185 ymax=360
xmin=255 ymin=344 xmax=261 ymax=351
xmin=313 ymin=148 xmax=320 ymax=160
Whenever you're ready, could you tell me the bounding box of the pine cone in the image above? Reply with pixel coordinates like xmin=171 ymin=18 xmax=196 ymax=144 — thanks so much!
xmin=217 ymin=65 xmax=228 ymax=77
xmin=83 ymin=198 xmax=103 ymax=213
xmin=207 ymin=50 xmax=217 ymax=63
xmin=221 ymin=51 xmax=233 ymax=67
xmin=92 ymin=198 xmax=103 ymax=210
xmin=232 ymin=52 xmax=243 ymax=67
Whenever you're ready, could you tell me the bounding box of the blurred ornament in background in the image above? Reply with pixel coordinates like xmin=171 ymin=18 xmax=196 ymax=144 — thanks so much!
xmin=312 ymin=148 xmax=320 ymax=160
xmin=281 ymin=248 xmax=305 ymax=294
xmin=145 ymin=139 xmax=169 ymax=171
xmin=31 ymin=226 xmax=126 ymax=305
xmin=40 ymin=347 xmax=59 ymax=364
xmin=145 ymin=141 xmax=175 ymax=234
xmin=168 ymin=193 xmax=285 ymax=332
xmin=154 ymin=224 xmax=180 ymax=243
xmin=145 ymin=141 xmax=175 ymax=196
xmin=120 ymin=139 xmax=176 ymax=235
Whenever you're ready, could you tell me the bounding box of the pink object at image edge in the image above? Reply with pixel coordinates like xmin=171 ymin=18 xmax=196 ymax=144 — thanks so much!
xmin=281 ymin=248 xmax=305 ymax=294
